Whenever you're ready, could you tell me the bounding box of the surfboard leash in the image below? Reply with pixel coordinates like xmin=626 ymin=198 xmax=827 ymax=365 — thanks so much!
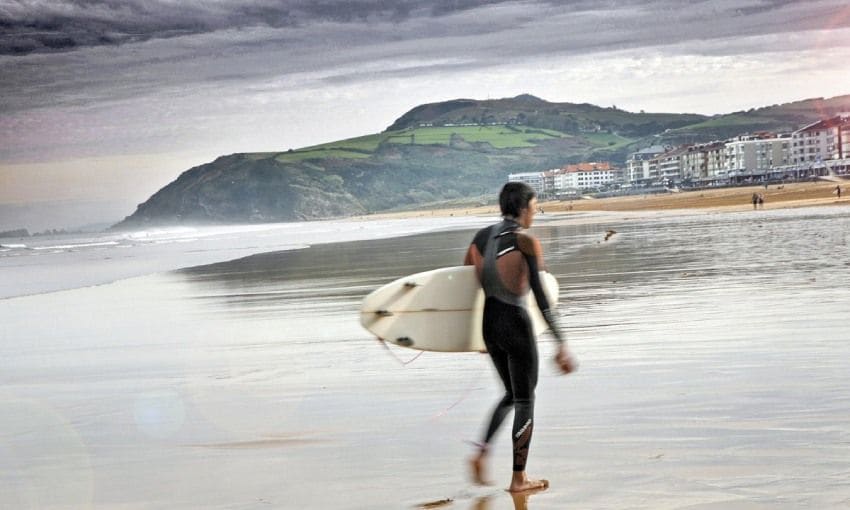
xmin=375 ymin=338 xmax=487 ymax=422
xmin=376 ymin=338 xmax=425 ymax=365
xmin=430 ymin=353 xmax=488 ymax=421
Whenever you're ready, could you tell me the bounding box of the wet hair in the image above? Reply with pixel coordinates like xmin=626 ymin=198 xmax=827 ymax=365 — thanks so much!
xmin=499 ymin=182 xmax=536 ymax=218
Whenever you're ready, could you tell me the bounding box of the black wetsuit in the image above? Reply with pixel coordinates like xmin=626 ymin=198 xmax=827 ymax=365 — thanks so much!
xmin=471 ymin=220 xmax=562 ymax=472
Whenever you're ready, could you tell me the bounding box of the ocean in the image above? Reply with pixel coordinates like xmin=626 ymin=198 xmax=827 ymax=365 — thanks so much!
xmin=0 ymin=217 xmax=491 ymax=299
xmin=1 ymin=207 xmax=849 ymax=509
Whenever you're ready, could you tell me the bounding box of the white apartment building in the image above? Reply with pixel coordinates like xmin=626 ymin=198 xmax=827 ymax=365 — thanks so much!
xmin=574 ymin=170 xmax=612 ymax=189
xmin=791 ymin=115 xmax=850 ymax=165
xmin=508 ymin=171 xmax=546 ymax=195
xmin=542 ymin=162 xmax=619 ymax=193
xmin=550 ymin=169 xmax=573 ymax=191
xmin=725 ymin=134 xmax=791 ymax=175
xmin=626 ymin=146 xmax=666 ymax=182
xmin=576 ymin=164 xmax=616 ymax=189
xmin=621 ymin=115 xmax=850 ymax=185
xmin=682 ymin=141 xmax=726 ymax=181
xmin=656 ymin=147 xmax=687 ymax=182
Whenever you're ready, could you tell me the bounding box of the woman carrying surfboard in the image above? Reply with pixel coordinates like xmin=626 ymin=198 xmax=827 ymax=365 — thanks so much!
xmin=464 ymin=181 xmax=578 ymax=493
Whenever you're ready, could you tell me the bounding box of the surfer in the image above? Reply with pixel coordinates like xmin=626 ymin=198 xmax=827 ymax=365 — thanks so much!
xmin=464 ymin=181 xmax=578 ymax=493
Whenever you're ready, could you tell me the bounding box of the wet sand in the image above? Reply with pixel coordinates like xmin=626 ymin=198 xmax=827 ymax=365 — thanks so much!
xmin=2 ymin=206 xmax=850 ymax=509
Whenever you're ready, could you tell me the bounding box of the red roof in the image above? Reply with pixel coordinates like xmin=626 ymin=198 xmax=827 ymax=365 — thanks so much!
xmin=560 ymin=161 xmax=614 ymax=173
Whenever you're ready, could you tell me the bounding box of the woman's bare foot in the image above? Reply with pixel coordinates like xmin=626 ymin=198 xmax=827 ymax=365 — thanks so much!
xmin=508 ymin=471 xmax=549 ymax=493
xmin=510 ymin=488 xmax=547 ymax=510
xmin=469 ymin=451 xmax=492 ymax=486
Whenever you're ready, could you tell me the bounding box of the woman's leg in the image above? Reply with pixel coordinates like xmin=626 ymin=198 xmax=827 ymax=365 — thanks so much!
xmin=504 ymin=307 xmax=546 ymax=492
xmin=474 ymin=299 xmax=546 ymax=491
xmin=506 ymin=307 xmax=538 ymax=474
xmin=472 ymin=298 xmax=515 ymax=484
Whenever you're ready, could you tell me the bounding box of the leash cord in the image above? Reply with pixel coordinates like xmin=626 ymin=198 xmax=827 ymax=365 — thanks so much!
xmin=377 ymin=338 xmax=425 ymax=365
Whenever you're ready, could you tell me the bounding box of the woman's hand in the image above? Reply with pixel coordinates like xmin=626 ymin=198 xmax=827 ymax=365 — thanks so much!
xmin=554 ymin=345 xmax=578 ymax=375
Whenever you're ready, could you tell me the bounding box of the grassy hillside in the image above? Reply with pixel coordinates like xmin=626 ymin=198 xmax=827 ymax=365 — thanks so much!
xmin=660 ymin=95 xmax=850 ymax=143
xmin=253 ymin=124 xmax=577 ymax=164
xmin=386 ymin=94 xmax=708 ymax=138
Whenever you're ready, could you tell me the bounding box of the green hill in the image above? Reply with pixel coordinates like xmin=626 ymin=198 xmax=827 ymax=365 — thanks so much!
xmin=657 ymin=95 xmax=850 ymax=145
xmin=114 ymin=93 xmax=850 ymax=227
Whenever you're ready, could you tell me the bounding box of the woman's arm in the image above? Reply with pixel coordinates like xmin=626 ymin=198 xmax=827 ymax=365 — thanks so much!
xmin=517 ymin=234 xmax=561 ymax=338
xmin=464 ymin=244 xmax=478 ymax=266
xmin=518 ymin=233 xmax=577 ymax=374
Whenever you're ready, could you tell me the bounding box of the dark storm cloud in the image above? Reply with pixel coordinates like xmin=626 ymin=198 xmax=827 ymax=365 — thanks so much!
xmin=0 ymin=0 xmax=525 ymax=55
xmin=735 ymin=0 xmax=799 ymax=16
xmin=3 ymin=0 xmax=849 ymax=57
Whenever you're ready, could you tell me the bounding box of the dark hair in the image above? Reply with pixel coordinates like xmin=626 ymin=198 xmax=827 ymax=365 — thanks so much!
xmin=499 ymin=182 xmax=536 ymax=218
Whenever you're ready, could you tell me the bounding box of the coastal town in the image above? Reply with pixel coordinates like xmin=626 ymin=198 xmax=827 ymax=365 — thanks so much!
xmin=510 ymin=114 xmax=850 ymax=198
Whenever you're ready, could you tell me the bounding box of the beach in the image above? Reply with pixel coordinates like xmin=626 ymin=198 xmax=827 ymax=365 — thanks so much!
xmin=2 ymin=202 xmax=850 ymax=509
xmin=360 ymin=181 xmax=848 ymax=220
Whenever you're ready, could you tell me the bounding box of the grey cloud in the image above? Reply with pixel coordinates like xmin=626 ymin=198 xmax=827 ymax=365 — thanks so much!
xmin=1 ymin=0 xmax=848 ymax=168
xmin=3 ymin=0 xmax=848 ymax=58
xmin=2 ymin=0 xmax=850 ymax=114
xmin=0 ymin=0 xmax=523 ymax=55
xmin=734 ymin=0 xmax=800 ymax=16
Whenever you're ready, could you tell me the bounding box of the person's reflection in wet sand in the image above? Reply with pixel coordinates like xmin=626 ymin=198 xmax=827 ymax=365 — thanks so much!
xmin=472 ymin=486 xmax=548 ymax=510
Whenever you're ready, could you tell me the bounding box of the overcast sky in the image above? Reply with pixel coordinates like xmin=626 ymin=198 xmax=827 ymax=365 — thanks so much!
xmin=1 ymin=0 xmax=849 ymax=229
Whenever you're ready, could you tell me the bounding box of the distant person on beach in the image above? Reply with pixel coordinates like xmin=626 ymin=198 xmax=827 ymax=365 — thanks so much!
xmin=464 ymin=181 xmax=578 ymax=493
xmin=758 ymin=193 xmax=765 ymax=209
xmin=752 ymin=193 xmax=759 ymax=210
xmin=836 ymin=185 xmax=842 ymax=199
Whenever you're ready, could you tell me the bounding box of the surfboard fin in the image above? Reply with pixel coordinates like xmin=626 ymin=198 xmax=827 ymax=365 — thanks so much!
xmin=395 ymin=337 xmax=414 ymax=347
xmin=403 ymin=281 xmax=420 ymax=288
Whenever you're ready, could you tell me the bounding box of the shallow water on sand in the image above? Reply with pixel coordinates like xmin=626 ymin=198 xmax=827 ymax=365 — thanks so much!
xmin=1 ymin=207 xmax=849 ymax=509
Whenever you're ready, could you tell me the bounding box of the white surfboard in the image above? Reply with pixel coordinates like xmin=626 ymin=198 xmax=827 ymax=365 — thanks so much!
xmin=359 ymin=266 xmax=559 ymax=352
